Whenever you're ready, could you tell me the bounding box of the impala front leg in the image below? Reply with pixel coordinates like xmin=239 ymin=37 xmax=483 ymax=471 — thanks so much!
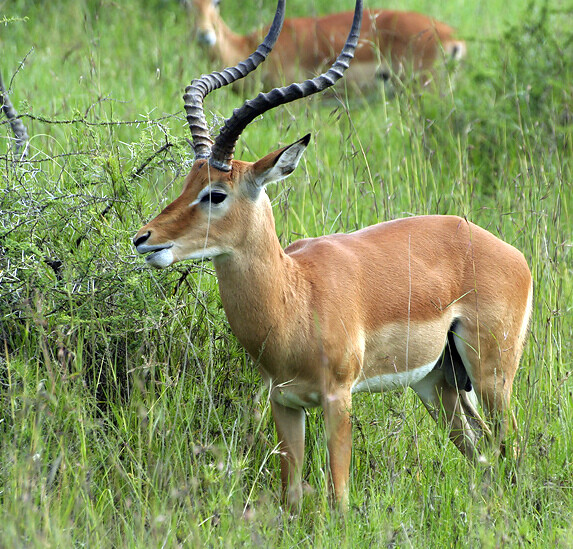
xmin=270 ymin=399 xmax=306 ymax=510
xmin=323 ymin=390 xmax=353 ymax=510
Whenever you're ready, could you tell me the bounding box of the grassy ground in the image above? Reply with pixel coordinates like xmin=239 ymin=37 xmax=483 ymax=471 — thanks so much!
xmin=1 ymin=0 xmax=572 ymax=546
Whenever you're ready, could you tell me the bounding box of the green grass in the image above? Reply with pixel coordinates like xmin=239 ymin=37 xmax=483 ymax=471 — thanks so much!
xmin=1 ymin=0 xmax=572 ymax=546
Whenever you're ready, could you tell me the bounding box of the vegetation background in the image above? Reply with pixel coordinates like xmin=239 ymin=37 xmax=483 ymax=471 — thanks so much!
xmin=1 ymin=0 xmax=571 ymax=546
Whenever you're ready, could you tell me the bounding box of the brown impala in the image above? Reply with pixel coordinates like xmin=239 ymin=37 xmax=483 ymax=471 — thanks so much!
xmin=191 ymin=0 xmax=466 ymax=90
xmin=134 ymin=0 xmax=532 ymax=510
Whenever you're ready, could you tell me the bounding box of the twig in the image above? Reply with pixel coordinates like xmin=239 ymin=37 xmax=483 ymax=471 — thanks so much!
xmin=72 ymin=141 xmax=173 ymax=250
xmin=19 ymin=112 xmax=180 ymax=127
xmin=130 ymin=141 xmax=173 ymax=183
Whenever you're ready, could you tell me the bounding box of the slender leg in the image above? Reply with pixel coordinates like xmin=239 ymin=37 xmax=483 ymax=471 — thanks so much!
xmin=451 ymin=326 xmax=520 ymax=457
xmin=413 ymin=370 xmax=487 ymax=460
xmin=322 ymin=390 xmax=352 ymax=510
xmin=270 ymin=399 xmax=306 ymax=510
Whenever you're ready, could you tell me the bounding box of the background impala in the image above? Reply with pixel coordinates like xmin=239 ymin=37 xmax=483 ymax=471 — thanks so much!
xmin=190 ymin=0 xmax=466 ymax=91
xmin=135 ymin=0 xmax=532 ymax=510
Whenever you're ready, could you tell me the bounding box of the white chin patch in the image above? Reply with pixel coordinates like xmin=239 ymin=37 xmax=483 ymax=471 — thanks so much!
xmin=206 ymin=32 xmax=216 ymax=47
xmin=198 ymin=31 xmax=217 ymax=47
xmin=145 ymin=248 xmax=175 ymax=269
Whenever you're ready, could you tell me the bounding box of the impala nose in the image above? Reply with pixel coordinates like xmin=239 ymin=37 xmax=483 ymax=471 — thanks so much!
xmin=133 ymin=231 xmax=150 ymax=248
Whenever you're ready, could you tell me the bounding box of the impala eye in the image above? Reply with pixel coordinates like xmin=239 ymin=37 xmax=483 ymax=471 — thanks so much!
xmin=200 ymin=190 xmax=227 ymax=205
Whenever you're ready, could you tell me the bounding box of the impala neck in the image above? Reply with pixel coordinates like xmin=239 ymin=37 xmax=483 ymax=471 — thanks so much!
xmin=212 ymin=14 xmax=256 ymax=67
xmin=212 ymin=194 xmax=306 ymax=361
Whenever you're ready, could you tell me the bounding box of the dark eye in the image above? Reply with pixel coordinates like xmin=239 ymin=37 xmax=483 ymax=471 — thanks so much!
xmin=200 ymin=190 xmax=227 ymax=205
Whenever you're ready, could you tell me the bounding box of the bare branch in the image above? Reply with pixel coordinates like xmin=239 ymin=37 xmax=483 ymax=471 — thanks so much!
xmin=0 ymin=71 xmax=29 ymax=159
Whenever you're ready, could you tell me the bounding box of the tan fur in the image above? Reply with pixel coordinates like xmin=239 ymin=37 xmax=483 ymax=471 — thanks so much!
xmin=134 ymin=144 xmax=532 ymax=510
xmin=191 ymin=1 xmax=466 ymax=89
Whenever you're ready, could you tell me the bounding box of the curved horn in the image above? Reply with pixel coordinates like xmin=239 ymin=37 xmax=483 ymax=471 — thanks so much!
xmin=210 ymin=0 xmax=363 ymax=172
xmin=184 ymin=0 xmax=286 ymax=160
xmin=0 ymin=72 xmax=29 ymax=160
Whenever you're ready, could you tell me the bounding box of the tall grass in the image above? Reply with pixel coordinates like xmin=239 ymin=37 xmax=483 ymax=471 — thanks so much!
xmin=1 ymin=0 xmax=572 ymax=546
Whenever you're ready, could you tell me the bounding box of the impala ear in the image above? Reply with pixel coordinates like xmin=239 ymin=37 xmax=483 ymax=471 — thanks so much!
xmin=248 ymin=134 xmax=310 ymax=195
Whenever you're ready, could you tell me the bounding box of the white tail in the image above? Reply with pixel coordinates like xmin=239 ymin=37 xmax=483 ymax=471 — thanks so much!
xmin=135 ymin=0 xmax=530 ymax=509
xmin=191 ymin=0 xmax=466 ymax=90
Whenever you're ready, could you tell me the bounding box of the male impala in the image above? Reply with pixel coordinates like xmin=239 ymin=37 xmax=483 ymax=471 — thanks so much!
xmin=135 ymin=0 xmax=532 ymax=509
xmin=191 ymin=0 xmax=466 ymax=90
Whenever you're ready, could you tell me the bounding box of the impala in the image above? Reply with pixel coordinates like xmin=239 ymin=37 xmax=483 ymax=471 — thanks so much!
xmin=134 ymin=0 xmax=532 ymax=509
xmin=191 ymin=0 xmax=466 ymax=90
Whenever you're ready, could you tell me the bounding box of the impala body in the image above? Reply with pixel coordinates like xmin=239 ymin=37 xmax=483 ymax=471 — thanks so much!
xmin=191 ymin=0 xmax=466 ymax=89
xmin=135 ymin=0 xmax=531 ymax=509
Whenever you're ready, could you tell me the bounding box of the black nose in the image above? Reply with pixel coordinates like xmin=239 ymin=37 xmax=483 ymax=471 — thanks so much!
xmin=133 ymin=231 xmax=150 ymax=247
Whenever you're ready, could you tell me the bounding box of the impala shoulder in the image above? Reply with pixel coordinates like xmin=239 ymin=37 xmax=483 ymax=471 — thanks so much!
xmin=285 ymin=233 xmax=352 ymax=257
xmin=284 ymin=235 xmax=364 ymax=282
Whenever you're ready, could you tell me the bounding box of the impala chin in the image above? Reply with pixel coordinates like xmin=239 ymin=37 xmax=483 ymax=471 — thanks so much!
xmin=145 ymin=247 xmax=175 ymax=269
xmin=145 ymin=246 xmax=228 ymax=268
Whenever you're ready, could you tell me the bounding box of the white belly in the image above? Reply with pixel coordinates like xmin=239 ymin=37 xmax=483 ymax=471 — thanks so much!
xmin=271 ymin=387 xmax=321 ymax=409
xmin=351 ymin=359 xmax=437 ymax=394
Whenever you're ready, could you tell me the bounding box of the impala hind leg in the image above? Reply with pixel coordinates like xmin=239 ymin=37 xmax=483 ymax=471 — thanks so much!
xmin=270 ymin=400 xmax=306 ymax=510
xmin=412 ymin=369 xmax=490 ymax=461
xmin=451 ymin=326 xmax=524 ymax=458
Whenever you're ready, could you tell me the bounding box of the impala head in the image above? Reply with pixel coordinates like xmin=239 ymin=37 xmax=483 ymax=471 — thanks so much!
xmin=133 ymin=136 xmax=310 ymax=267
xmin=192 ymin=0 xmax=221 ymax=47
xmin=134 ymin=0 xmax=363 ymax=268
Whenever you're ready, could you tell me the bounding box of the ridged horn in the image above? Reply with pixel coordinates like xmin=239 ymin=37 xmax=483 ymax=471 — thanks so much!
xmin=0 ymin=72 xmax=29 ymax=160
xmin=209 ymin=0 xmax=363 ymax=172
xmin=184 ymin=0 xmax=286 ymax=160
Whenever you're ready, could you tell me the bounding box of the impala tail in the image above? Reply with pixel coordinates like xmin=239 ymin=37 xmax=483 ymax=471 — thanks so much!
xmin=445 ymin=39 xmax=467 ymax=61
